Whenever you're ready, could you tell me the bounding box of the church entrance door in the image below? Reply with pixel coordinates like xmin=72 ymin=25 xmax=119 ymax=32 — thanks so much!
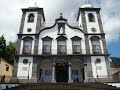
xmin=56 ymin=63 xmax=68 ymax=82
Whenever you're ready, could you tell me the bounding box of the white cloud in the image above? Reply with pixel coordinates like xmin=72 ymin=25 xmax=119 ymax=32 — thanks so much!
xmin=101 ymin=0 xmax=120 ymax=43
xmin=0 ymin=0 xmax=120 ymax=44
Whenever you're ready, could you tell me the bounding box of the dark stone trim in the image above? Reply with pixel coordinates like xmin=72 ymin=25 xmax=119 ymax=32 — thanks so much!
xmin=17 ymin=34 xmax=38 ymax=38
xmin=38 ymin=16 xmax=83 ymax=35
xmin=105 ymin=56 xmax=112 ymax=82
xmin=55 ymin=17 xmax=67 ymax=22
xmin=80 ymin=10 xmax=90 ymax=54
xmin=16 ymin=37 xmax=22 ymax=55
xmin=77 ymin=8 xmax=101 ymax=21
xmin=22 ymin=36 xmax=34 ymax=40
xmin=14 ymin=54 xmax=110 ymax=57
xmin=38 ymin=23 xmax=57 ymax=34
xmin=84 ymin=35 xmax=90 ymax=54
xmin=70 ymin=36 xmax=82 ymax=40
xmin=31 ymin=57 xmax=38 ymax=83
xmin=41 ymin=36 xmax=53 ymax=40
xmin=19 ymin=13 xmax=26 ymax=34
xmin=84 ymin=33 xmax=105 ymax=35
xmin=22 ymin=8 xmax=45 ymax=21
xmin=85 ymin=56 xmax=93 ymax=78
xmin=66 ymin=23 xmax=83 ymax=33
xmin=81 ymin=11 xmax=87 ymax=33
xmin=17 ymin=34 xmax=37 ymax=36
xmin=11 ymin=57 xmax=19 ymax=83
xmin=34 ymin=35 xmax=39 ymax=55
xmin=36 ymin=12 xmax=41 ymax=33
xmin=56 ymin=35 xmax=67 ymax=40
xmin=39 ymin=22 xmax=83 ymax=35
xmin=96 ymin=11 xmax=104 ymax=33
xmin=101 ymin=35 xmax=108 ymax=54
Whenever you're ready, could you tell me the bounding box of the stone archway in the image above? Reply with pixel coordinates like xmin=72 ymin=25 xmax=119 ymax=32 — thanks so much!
xmin=38 ymin=59 xmax=53 ymax=83
xmin=71 ymin=59 xmax=85 ymax=82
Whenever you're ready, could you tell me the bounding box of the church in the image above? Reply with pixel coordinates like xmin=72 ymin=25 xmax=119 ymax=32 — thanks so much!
xmin=12 ymin=4 xmax=112 ymax=83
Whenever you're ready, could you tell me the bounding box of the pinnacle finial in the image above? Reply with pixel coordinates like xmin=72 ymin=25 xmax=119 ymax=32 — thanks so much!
xmin=60 ymin=13 xmax=62 ymax=16
xmin=34 ymin=0 xmax=37 ymax=6
xmin=60 ymin=13 xmax=63 ymax=18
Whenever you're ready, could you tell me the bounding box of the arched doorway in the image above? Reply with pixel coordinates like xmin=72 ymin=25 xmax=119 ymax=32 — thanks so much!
xmin=71 ymin=59 xmax=85 ymax=82
xmin=56 ymin=63 xmax=68 ymax=82
xmin=38 ymin=59 xmax=53 ymax=83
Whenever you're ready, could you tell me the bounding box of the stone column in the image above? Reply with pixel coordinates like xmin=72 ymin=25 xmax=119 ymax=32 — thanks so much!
xmin=68 ymin=63 xmax=73 ymax=83
xmin=84 ymin=64 xmax=88 ymax=82
xmin=52 ymin=63 xmax=56 ymax=83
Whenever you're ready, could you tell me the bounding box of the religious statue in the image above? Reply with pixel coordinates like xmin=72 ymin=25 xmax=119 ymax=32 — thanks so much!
xmin=59 ymin=26 xmax=65 ymax=34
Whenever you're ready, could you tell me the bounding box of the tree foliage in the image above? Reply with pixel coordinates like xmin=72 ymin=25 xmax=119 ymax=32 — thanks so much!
xmin=0 ymin=35 xmax=16 ymax=64
xmin=0 ymin=35 xmax=6 ymax=58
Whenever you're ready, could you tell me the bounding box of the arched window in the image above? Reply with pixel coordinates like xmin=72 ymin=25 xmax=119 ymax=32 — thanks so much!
xmin=42 ymin=36 xmax=53 ymax=54
xmin=71 ymin=36 xmax=82 ymax=54
xmin=90 ymin=36 xmax=101 ymax=54
xmin=22 ymin=37 xmax=33 ymax=54
xmin=88 ymin=13 xmax=95 ymax=22
xmin=28 ymin=13 xmax=35 ymax=22
xmin=56 ymin=36 xmax=67 ymax=54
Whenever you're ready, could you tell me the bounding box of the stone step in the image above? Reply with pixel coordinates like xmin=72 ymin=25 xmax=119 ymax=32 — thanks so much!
xmin=3 ymin=83 xmax=120 ymax=90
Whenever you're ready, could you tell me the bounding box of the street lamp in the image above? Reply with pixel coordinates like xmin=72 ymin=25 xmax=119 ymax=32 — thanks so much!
xmin=28 ymin=62 xmax=31 ymax=82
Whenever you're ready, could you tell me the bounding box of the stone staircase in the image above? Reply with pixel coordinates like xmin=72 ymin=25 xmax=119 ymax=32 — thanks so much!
xmin=3 ymin=83 xmax=120 ymax=90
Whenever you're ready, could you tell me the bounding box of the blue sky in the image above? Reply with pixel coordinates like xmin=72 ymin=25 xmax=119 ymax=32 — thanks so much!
xmin=0 ymin=0 xmax=120 ymax=57
xmin=108 ymin=40 xmax=120 ymax=58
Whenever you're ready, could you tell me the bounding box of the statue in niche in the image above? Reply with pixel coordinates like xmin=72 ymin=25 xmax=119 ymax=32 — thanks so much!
xmin=59 ymin=26 xmax=65 ymax=34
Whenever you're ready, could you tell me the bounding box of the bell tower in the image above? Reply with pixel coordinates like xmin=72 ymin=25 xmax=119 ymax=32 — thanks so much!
xmin=12 ymin=6 xmax=45 ymax=83
xmin=19 ymin=7 xmax=45 ymax=34
xmin=77 ymin=4 xmax=111 ymax=82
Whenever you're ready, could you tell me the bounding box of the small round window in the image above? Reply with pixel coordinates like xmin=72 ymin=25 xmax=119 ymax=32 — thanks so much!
xmin=96 ymin=58 xmax=101 ymax=64
xmin=27 ymin=28 xmax=32 ymax=32
xmin=23 ymin=59 xmax=28 ymax=64
xmin=91 ymin=28 xmax=96 ymax=32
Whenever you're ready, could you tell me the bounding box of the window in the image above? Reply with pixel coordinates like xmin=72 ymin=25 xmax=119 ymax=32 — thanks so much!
xmin=73 ymin=41 xmax=81 ymax=54
xmin=58 ymin=40 xmax=66 ymax=54
xmin=42 ymin=36 xmax=52 ymax=54
xmin=56 ymin=36 xmax=67 ymax=54
xmin=88 ymin=13 xmax=95 ymax=22
xmin=91 ymin=36 xmax=101 ymax=54
xmin=23 ymin=37 xmax=33 ymax=54
xmin=27 ymin=28 xmax=32 ymax=32
xmin=71 ymin=36 xmax=81 ymax=54
xmin=6 ymin=65 xmax=9 ymax=71
xmin=43 ymin=41 xmax=52 ymax=54
xmin=28 ymin=13 xmax=35 ymax=22
xmin=72 ymin=70 xmax=79 ymax=75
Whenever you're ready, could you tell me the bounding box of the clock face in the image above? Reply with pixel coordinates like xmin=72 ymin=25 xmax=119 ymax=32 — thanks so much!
xmin=91 ymin=27 xmax=96 ymax=32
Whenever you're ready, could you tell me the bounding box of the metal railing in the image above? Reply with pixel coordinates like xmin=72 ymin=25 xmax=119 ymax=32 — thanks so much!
xmin=15 ymin=49 xmax=109 ymax=55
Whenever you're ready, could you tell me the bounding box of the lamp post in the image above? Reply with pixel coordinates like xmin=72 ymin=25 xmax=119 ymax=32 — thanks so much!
xmin=28 ymin=62 xmax=31 ymax=82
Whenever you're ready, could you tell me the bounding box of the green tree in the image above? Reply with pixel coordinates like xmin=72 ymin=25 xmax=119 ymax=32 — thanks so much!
xmin=0 ymin=35 xmax=6 ymax=58
xmin=0 ymin=35 xmax=16 ymax=64
xmin=5 ymin=41 xmax=16 ymax=64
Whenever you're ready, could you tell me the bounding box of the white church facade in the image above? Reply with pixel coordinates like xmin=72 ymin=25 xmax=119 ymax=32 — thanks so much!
xmin=12 ymin=4 xmax=112 ymax=83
